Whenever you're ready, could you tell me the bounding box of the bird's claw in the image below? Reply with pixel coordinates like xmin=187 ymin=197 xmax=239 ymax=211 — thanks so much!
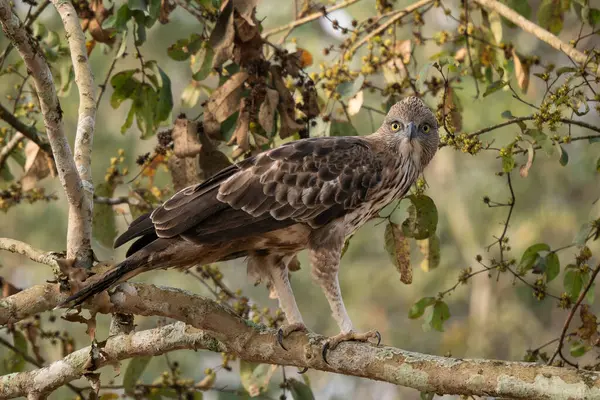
xmin=298 ymin=367 xmax=309 ymax=374
xmin=321 ymin=329 xmax=382 ymax=364
xmin=276 ymin=323 xmax=307 ymax=351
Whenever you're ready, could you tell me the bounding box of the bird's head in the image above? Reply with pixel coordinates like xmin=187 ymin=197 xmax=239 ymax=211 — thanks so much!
xmin=377 ymin=96 xmax=439 ymax=169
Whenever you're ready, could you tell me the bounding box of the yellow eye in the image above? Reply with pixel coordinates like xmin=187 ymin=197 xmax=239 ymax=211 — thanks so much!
xmin=391 ymin=122 xmax=401 ymax=131
xmin=422 ymin=124 xmax=430 ymax=133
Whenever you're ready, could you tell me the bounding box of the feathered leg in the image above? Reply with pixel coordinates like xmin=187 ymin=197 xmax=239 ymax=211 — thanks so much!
xmin=248 ymin=254 xmax=306 ymax=350
xmin=309 ymin=227 xmax=381 ymax=363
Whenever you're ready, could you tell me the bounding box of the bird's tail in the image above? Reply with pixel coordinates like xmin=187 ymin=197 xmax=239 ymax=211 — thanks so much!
xmin=57 ymin=254 xmax=147 ymax=309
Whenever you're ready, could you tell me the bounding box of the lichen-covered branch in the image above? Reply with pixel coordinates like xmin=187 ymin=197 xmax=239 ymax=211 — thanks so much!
xmin=1 ymin=282 xmax=599 ymax=399
xmin=51 ymin=0 xmax=97 ymax=268
xmin=473 ymin=0 xmax=599 ymax=76
xmin=0 ymin=0 xmax=92 ymax=266
xmin=0 ymin=322 xmax=222 ymax=399
xmin=0 ymin=238 xmax=61 ymax=277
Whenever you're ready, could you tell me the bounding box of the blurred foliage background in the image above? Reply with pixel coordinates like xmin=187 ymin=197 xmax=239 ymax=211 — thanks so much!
xmin=1 ymin=0 xmax=599 ymax=398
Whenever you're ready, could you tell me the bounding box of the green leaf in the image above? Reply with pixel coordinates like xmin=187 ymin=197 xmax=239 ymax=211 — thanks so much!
xmin=168 ymin=34 xmax=203 ymax=61
xmin=401 ymin=195 xmax=438 ymax=240
xmin=418 ymin=235 xmax=440 ymax=272
xmin=155 ymin=66 xmax=173 ymax=123
xmin=570 ymin=341 xmax=588 ymax=357
xmin=558 ymin=144 xmax=568 ymax=166
xmin=501 ymin=110 xmax=515 ymax=119
xmin=110 ymin=69 xmax=139 ymax=109
xmin=502 ymin=153 xmax=515 ymax=172
xmin=590 ymin=137 xmax=600 ymax=144
xmin=538 ymin=0 xmax=569 ymax=35
xmin=192 ymin=47 xmax=215 ymax=81
xmin=408 ymin=297 xmax=436 ymax=319
xmin=103 ymin=4 xmax=132 ymax=31
xmin=93 ymin=183 xmax=118 ymax=248
xmin=335 ymin=74 xmax=364 ymax=99
xmin=483 ymin=80 xmax=508 ymax=97
xmin=518 ymin=243 xmax=550 ymax=274
xmin=148 ymin=0 xmax=161 ymax=19
xmin=288 ymin=378 xmax=315 ymax=400
xmin=556 ymin=66 xmax=578 ymax=76
xmin=573 ymin=223 xmax=592 ymax=246
xmin=330 ymin=120 xmax=358 ymax=137
xmin=586 ymin=283 xmax=595 ymax=304
xmin=3 ymin=330 xmax=27 ymax=373
xmin=583 ymin=6 xmax=600 ymax=26
xmin=123 ymin=356 xmax=152 ymax=395
xmin=181 ymin=82 xmax=202 ymax=108
xmin=545 ymin=252 xmax=560 ymax=282
xmin=564 ymin=269 xmax=583 ymax=300
xmin=427 ymin=300 xmax=450 ymax=332
xmin=525 ymin=129 xmax=555 ymax=157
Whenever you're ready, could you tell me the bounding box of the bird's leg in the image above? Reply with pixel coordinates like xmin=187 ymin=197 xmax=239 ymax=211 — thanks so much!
xmin=263 ymin=255 xmax=307 ymax=350
xmin=309 ymin=232 xmax=381 ymax=363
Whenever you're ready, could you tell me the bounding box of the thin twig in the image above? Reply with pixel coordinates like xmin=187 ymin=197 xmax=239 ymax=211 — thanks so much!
xmin=548 ymin=263 xmax=600 ymax=365
xmin=0 ymin=132 xmax=24 ymax=168
xmin=262 ymin=0 xmax=361 ymax=37
xmin=0 ymin=102 xmax=52 ymax=155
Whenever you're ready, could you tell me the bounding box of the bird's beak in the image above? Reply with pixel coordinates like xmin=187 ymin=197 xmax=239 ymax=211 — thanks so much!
xmin=406 ymin=122 xmax=417 ymax=140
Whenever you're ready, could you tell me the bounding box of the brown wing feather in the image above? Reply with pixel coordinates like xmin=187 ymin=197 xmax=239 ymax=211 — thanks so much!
xmin=117 ymin=136 xmax=383 ymax=252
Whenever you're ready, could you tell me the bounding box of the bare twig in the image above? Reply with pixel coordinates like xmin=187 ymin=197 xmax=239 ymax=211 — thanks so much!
xmin=0 ymin=132 xmax=24 ymax=168
xmin=473 ymin=0 xmax=599 ymax=76
xmin=348 ymin=0 xmax=434 ymax=55
xmin=262 ymin=0 xmax=361 ymax=38
xmin=51 ymin=0 xmax=97 ymax=268
xmin=548 ymin=263 xmax=600 ymax=365
xmin=93 ymin=195 xmax=130 ymax=205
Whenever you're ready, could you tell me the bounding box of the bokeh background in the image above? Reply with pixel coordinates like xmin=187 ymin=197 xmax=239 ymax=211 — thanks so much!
xmin=1 ymin=0 xmax=599 ymax=398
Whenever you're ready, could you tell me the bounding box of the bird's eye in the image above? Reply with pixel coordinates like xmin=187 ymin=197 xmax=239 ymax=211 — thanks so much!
xmin=391 ymin=122 xmax=402 ymax=131
xmin=421 ymin=123 xmax=431 ymax=133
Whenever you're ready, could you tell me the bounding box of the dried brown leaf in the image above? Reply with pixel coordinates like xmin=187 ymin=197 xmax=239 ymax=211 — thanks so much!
xmin=271 ymin=66 xmax=303 ymax=138
xmin=159 ymin=0 xmax=176 ymax=24
xmin=578 ymin=304 xmax=598 ymax=342
xmin=301 ymin=85 xmax=319 ymax=119
xmin=258 ymin=88 xmax=279 ymax=135
xmin=454 ymin=47 xmax=467 ymax=62
xmin=384 ymin=222 xmax=412 ymax=284
xmin=209 ymin=0 xmax=235 ymax=68
xmin=21 ymin=141 xmax=51 ymax=191
xmin=233 ymin=0 xmax=258 ymax=26
xmin=1 ymin=277 xmax=20 ymax=298
xmin=520 ymin=142 xmax=535 ymax=178
xmin=25 ymin=323 xmax=44 ymax=364
xmin=228 ymin=99 xmax=251 ymax=151
xmin=205 ymin=71 xmax=248 ymax=123
xmin=512 ymin=49 xmax=530 ymax=93
xmin=62 ymin=312 xmax=97 ymax=340
xmin=443 ymin=87 xmax=463 ymax=132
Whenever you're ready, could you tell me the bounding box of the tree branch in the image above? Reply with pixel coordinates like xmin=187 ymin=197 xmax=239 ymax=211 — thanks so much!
xmin=0 ymin=0 xmax=92 ymax=267
xmin=0 ymin=102 xmax=52 ymax=155
xmin=51 ymin=0 xmax=97 ymax=268
xmin=0 ymin=238 xmax=61 ymax=274
xmin=472 ymin=0 xmax=599 ymax=76
xmin=2 ymin=282 xmax=600 ymax=399
xmin=0 ymin=322 xmax=222 ymax=399
xmin=348 ymin=0 xmax=434 ymax=55
xmin=262 ymin=0 xmax=361 ymax=38
xmin=0 ymin=131 xmax=24 ymax=168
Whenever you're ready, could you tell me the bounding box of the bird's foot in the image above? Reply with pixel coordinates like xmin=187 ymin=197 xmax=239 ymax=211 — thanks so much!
xmin=277 ymin=322 xmax=308 ymax=351
xmin=322 ymin=329 xmax=381 ymax=364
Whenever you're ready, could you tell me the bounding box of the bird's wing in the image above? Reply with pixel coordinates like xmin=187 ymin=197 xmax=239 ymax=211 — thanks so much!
xmin=149 ymin=136 xmax=383 ymax=241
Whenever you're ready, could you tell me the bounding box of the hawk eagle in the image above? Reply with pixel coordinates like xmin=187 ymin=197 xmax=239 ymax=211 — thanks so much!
xmin=61 ymin=96 xmax=439 ymax=360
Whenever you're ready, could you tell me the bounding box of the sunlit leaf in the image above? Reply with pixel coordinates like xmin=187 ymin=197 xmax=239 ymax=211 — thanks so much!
xmin=489 ymin=11 xmax=503 ymax=43
xmin=418 ymin=234 xmax=440 ymax=272
xmin=512 ymin=49 xmax=530 ymax=93
xmin=192 ymin=46 xmax=215 ymax=81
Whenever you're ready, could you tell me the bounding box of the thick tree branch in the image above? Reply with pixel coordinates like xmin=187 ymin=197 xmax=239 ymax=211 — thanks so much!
xmin=0 ymin=322 xmax=221 ymax=399
xmin=51 ymin=0 xmax=97 ymax=268
xmin=0 ymin=0 xmax=93 ymax=266
xmin=2 ymin=282 xmax=600 ymax=399
xmin=0 ymin=131 xmax=24 ymax=168
xmin=473 ymin=0 xmax=600 ymax=76
xmin=0 ymin=238 xmax=61 ymax=276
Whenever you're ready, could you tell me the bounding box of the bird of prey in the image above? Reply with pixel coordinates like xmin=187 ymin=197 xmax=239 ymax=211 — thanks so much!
xmin=61 ymin=96 xmax=439 ymax=360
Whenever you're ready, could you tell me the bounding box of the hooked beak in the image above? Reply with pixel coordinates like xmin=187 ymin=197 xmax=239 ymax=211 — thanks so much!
xmin=406 ymin=122 xmax=417 ymax=140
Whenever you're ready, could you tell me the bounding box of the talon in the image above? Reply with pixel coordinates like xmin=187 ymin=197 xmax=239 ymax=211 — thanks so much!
xmin=322 ymin=342 xmax=331 ymax=365
xmin=277 ymin=328 xmax=288 ymax=351
xmin=375 ymin=330 xmax=381 ymax=346
xmin=298 ymin=367 xmax=309 ymax=374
